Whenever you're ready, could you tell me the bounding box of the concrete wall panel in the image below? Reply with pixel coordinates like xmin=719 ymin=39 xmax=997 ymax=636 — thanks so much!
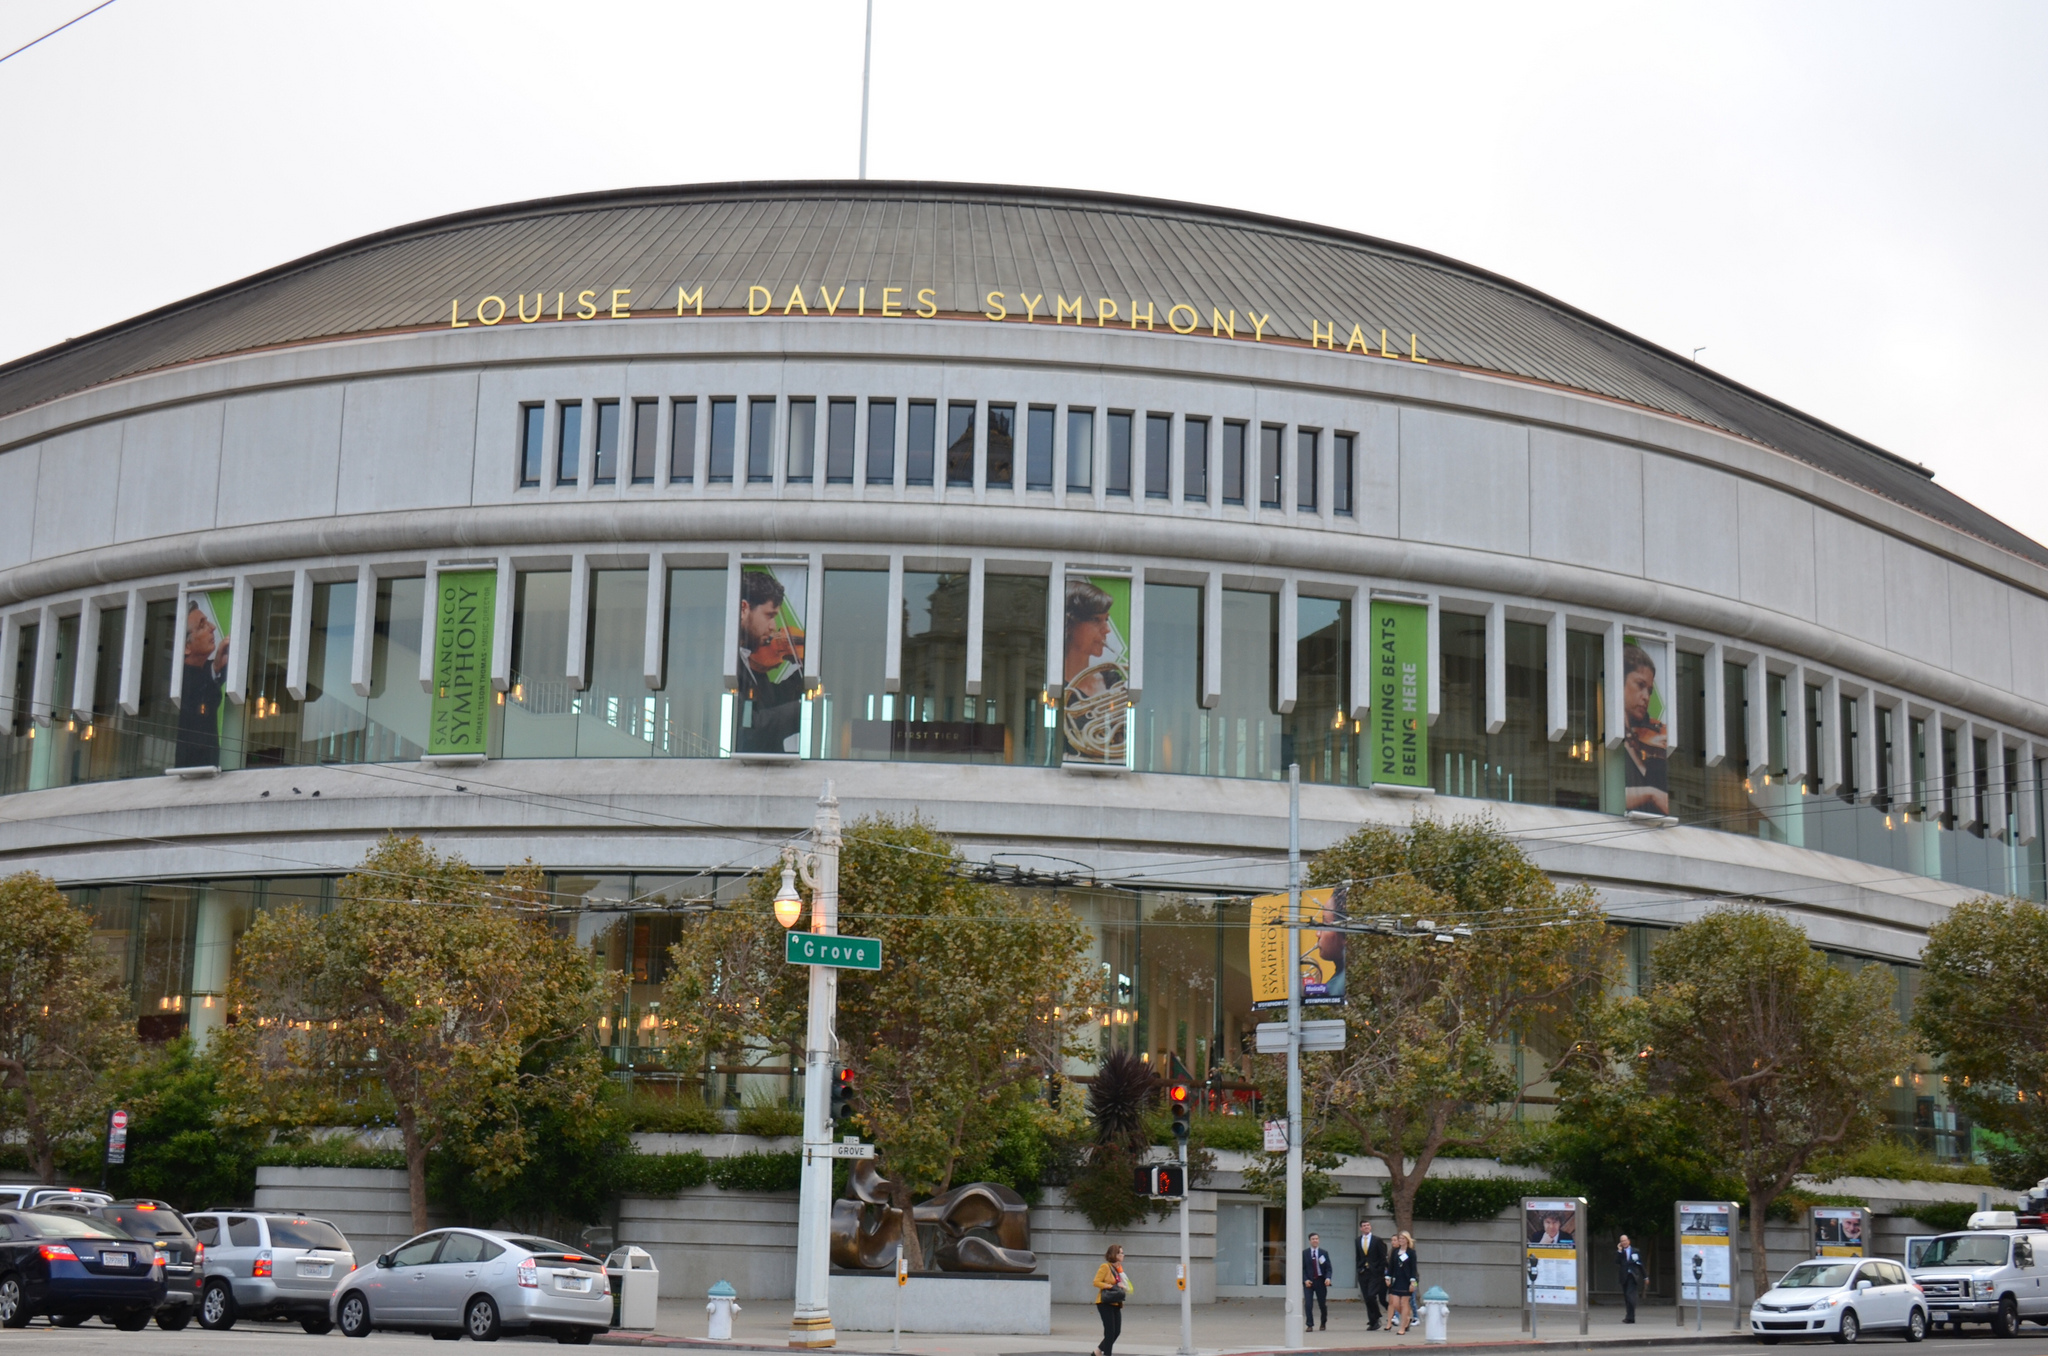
xmin=29 ymin=424 xmax=120 ymax=561
xmin=2012 ymin=591 xmax=2048 ymax=707
xmin=1813 ymin=510 xmax=1889 ymax=647
xmin=1348 ymin=398 xmax=1400 ymax=539
xmin=337 ymin=371 xmax=481 ymax=515
xmin=216 ymin=385 xmax=345 ymax=527
xmin=0 ymin=444 xmax=40 ymax=570
xmin=113 ymin=402 xmax=223 ymax=544
xmin=1737 ymin=480 xmax=1816 ymax=621
xmin=1883 ymin=536 xmax=1952 ymax=671
xmin=1527 ymin=429 xmax=1643 ymax=576
xmin=1642 ymin=453 xmax=1739 ymax=597
xmin=1948 ymin=563 xmax=2013 ymax=692
xmin=1398 ymin=407 xmax=1528 ymax=555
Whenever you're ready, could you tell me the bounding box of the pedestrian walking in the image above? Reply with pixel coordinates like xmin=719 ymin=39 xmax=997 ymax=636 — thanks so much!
xmin=1092 ymin=1244 xmax=1131 ymax=1356
xmin=1617 ymin=1235 xmax=1643 ymax=1324
xmin=1304 ymin=1232 xmax=1333 ymax=1332
xmin=1356 ymin=1218 xmax=1389 ymax=1331
xmin=1385 ymin=1231 xmax=1420 ymax=1335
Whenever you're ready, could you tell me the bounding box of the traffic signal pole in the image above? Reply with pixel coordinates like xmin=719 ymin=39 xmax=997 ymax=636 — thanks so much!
xmin=1178 ymin=1131 xmax=1193 ymax=1356
xmin=788 ymin=783 xmax=842 ymax=1349
xmin=1284 ymin=762 xmax=1305 ymax=1351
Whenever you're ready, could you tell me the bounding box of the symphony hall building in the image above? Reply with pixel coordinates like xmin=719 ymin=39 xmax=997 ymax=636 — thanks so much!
xmin=2 ymin=181 xmax=2040 ymax=1166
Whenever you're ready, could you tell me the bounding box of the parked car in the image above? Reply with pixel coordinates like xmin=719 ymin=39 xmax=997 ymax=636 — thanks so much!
xmin=1750 ymin=1256 xmax=1928 ymax=1343
xmin=0 ymin=1186 xmax=112 ymax=1210
xmin=332 ymin=1227 xmax=611 ymax=1344
xmin=35 ymin=1199 xmax=202 ymax=1329
xmin=186 ymin=1208 xmax=356 ymax=1333
xmin=1904 ymin=1213 xmax=2048 ymax=1335
xmin=0 ymin=1208 xmax=166 ymax=1330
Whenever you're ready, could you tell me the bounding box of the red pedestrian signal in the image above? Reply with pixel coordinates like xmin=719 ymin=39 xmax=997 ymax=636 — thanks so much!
xmin=1140 ymin=1163 xmax=1186 ymax=1199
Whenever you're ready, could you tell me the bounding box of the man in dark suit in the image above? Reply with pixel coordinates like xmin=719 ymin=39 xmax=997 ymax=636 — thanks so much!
xmin=1617 ymin=1234 xmax=1644 ymax=1323
xmin=1304 ymin=1233 xmax=1333 ymax=1332
xmin=1356 ymin=1218 xmax=1388 ymax=1330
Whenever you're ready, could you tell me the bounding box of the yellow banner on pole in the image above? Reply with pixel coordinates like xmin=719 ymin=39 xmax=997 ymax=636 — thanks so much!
xmin=1249 ymin=886 xmax=1347 ymax=1009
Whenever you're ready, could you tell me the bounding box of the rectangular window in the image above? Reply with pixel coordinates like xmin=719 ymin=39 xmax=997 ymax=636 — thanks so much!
xmin=987 ymin=404 xmax=1015 ymax=488
xmin=1106 ymin=412 xmax=1133 ymax=496
xmin=504 ymin=571 xmax=574 ymax=759
xmin=1842 ymin=693 xmax=1859 ymax=799
xmin=1296 ymin=428 xmax=1318 ymax=511
xmin=786 ymin=398 xmax=817 ymax=484
xmin=1259 ymin=424 xmax=1283 ymax=508
xmin=1222 ymin=420 xmax=1247 ymax=504
xmin=868 ymin=399 xmax=897 ymax=485
xmin=519 ymin=404 xmax=544 ymax=487
xmin=1132 ymin=583 xmax=1203 ymax=774
xmin=670 ymin=398 xmax=698 ymax=483
xmin=747 ymin=399 xmax=776 ymax=483
xmin=1184 ymin=418 xmax=1209 ymax=503
xmin=592 ymin=400 xmax=620 ymax=485
xmin=578 ymin=569 xmax=654 ymax=758
xmin=240 ymin=586 xmax=301 ymax=771
xmin=630 ymin=400 xmax=658 ymax=484
xmin=1283 ymin=595 xmax=1360 ymax=785
xmin=1067 ymin=409 xmax=1094 ymax=492
xmin=906 ymin=400 xmax=936 ymax=486
xmin=946 ymin=402 xmax=976 ymax=488
xmin=883 ymin=572 xmax=1050 ymax=766
xmin=818 ymin=569 xmax=890 ymax=762
xmin=707 ymin=398 xmax=736 ymax=483
xmin=655 ymin=568 xmax=729 ymax=758
xmin=1669 ymin=651 xmax=1759 ymax=835
xmin=1026 ymin=406 xmax=1055 ymax=490
xmin=826 ymin=399 xmax=856 ymax=483
xmin=557 ymin=401 xmax=583 ymax=486
xmin=1145 ymin=413 xmax=1170 ymax=499
xmin=1333 ymin=432 xmax=1354 ymax=516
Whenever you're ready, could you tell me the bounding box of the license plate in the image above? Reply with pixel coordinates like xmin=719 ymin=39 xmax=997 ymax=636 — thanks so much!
xmin=298 ymin=1261 xmax=331 ymax=1277
xmin=100 ymin=1252 xmax=130 ymax=1268
xmin=1933 ymin=1311 xmax=1950 ymax=1321
xmin=556 ymin=1276 xmax=590 ymax=1292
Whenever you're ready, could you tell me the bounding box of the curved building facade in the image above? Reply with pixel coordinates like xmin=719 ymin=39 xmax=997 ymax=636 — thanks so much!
xmin=0 ymin=183 xmax=2039 ymax=1152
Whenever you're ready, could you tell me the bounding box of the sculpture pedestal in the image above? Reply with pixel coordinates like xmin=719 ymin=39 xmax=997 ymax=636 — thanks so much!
xmin=828 ymin=1270 xmax=1051 ymax=1333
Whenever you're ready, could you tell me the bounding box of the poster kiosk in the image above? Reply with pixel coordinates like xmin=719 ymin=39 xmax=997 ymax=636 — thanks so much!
xmin=1675 ymin=1200 xmax=1743 ymax=1330
xmin=1812 ymin=1205 xmax=1871 ymax=1258
xmin=1522 ymin=1195 xmax=1589 ymax=1336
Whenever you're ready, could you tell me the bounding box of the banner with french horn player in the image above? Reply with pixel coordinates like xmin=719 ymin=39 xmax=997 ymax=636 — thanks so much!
xmin=1060 ymin=573 xmax=1131 ymax=768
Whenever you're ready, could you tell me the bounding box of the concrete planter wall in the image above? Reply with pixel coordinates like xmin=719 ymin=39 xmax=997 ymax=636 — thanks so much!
xmin=253 ymin=1165 xmax=451 ymax=1266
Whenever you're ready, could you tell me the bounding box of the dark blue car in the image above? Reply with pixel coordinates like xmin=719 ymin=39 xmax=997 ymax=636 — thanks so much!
xmin=0 ymin=1209 xmax=165 ymax=1329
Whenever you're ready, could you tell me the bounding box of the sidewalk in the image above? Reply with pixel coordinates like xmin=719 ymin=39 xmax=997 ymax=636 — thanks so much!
xmin=598 ymin=1298 xmax=1745 ymax=1355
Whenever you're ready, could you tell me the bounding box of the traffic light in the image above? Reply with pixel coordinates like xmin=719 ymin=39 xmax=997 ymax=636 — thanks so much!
xmin=1046 ymin=1073 xmax=1062 ymax=1112
xmin=829 ymin=1066 xmax=856 ymax=1123
xmin=1134 ymin=1163 xmax=1186 ymax=1199
xmin=1168 ymin=1080 xmax=1191 ymax=1144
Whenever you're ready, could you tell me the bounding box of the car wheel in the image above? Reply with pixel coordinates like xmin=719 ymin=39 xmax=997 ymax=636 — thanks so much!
xmin=198 ymin=1279 xmax=237 ymax=1331
xmin=0 ymin=1274 xmax=25 ymax=1329
xmin=112 ymin=1309 xmax=153 ymax=1332
xmin=337 ymin=1291 xmax=372 ymax=1339
xmin=1994 ymin=1294 xmax=2021 ymax=1337
xmin=465 ymin=1293 xmax=502 ymax=1342
xmin=557 ymin=1329 xmax=596 ymax=1345
xmin=303 ymin=1317 xmax=335 ymax=1334
xmin=157 ymin=1307 xmax=193 ymax=1331
xmin=1906 ymin=1308 xmax=1927 ymax=1343
xmin=1834 ymin=1309 xmax=1860 ymax=1344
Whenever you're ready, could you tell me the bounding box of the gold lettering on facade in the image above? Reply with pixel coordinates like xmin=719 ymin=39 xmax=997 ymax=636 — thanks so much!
xmin=1411 ymin=333 xmax=1428 ymax=363
xmin=576 ymin=290 xmax=598 ymax=320
xmin=819 ymin=286 xmax=845 ymax=315
xmin=858 ymin=286 xmax=867 ymax=315
xmin=1167 ymin=304 xmax=1197 ymax=334
xmin=783 ymin=286 xmax=809 ymax=315
xmin=1095 ymin=298 xmax=1119 ymax=327
xmin=916 ymin=288 xmax=937 ymax=317
xmin=1130 ymin=300 xmax=1155 ymax=330
xmin=1311 ymin=319 xmax=1334 ymax=349
xmin=555 ymin=292 xmax=565 ymax=321
xmin=984 ymin=291 xmax=1008 ymax=321
xmin=1346 ymin=324 xmax=1367 ymax=353
xmin=1211 ymin=309 xmax=1236 ymax=338
xmin=611 ymin=289 xmax=631 ymax=319
xmin=677 ymin=286 xmax=704 ymax=315
xmin=749 ymin=286 xmax=772 ymax=316
xmin=881 ymin=287 xmax=903 ymax=316
xmin=1249 ymin=312 xmax=1271 ymax=342
xmin=1020 ymin=293 xmax=1044 ymax=321
xmin=449 ymin=299 xmax=469 ymax=328
xmin=520 ymin=293 xmax=544 ymax=323
xmin=477 ymin=296 xmax=506 ymax=326
xmin=1056 ymin=296 xmax=1084 ymax=324
xmin=1380 ymin=327 xmax=1392 ymax=357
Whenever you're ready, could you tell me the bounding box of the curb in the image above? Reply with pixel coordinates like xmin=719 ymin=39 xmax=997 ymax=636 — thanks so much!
xmin=595 ymin=1334 xmax=1755 ymax=1354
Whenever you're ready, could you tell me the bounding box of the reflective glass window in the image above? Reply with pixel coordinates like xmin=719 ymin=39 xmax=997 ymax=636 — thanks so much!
xmin=1333 ymin=432 xmax=1354 ymax=516
xmin=707 ymin=398 xmax=736 ymax=483
xmin=593 ymin=400 xmax=620 ymax=484
xmin=1184 ymin=419 xmax=1209 ymax=503
xmin=1067 ymin=409 xmax=1094 ymax=492
xmin=363 ymin=578 xmax=429 ymax=761
xmin=1026 ymin=406 xmax=1055 ymax=490
xmin=1144 ymin=414 xmax=1170 ymax=498
xmin=1284 ymin=595 xmax=1359 ymax=785
xmin=239 ymin=586 xmax=299 ymax=770
xmin=884 ymin=573 xmax=1051 ymax=766
xmin=670 ymin=398 xmax=699 ymax=483
xmin=1670 ymin=650 xmax=1758 ymax=834
xmin=503 ymin=572 xmax=574 ymax=759
xmin=1214 ymin=591 xmax=1281 ymax=779
xmin=906 ymin=400 xmax=936 ymax=486
xmin=1259 ymin=425 xmax=1283 ymax=508
xmin=867 ymin=399 xmax=897 ymax=485
xmin=519 ymin=405 xmax=544 ymax=487
xmin=987 ymin=404 xmax=1015 ymax=488
xmin=654 ymin=568 xmax=729 ymax=758
xmin=1222 ymin=421 xmax=1247 ymax=504
xmin=786 ymin=398 xmax=816 ymax=484
xmin=1132 ymin=584 xmax=1203 ymax=774
xmin=1106 ymin=412 xmax=1132 ymax=496
xmin=1296 ymin=429 xmax=1318 ymax=511
xmin=557 ymin=402 xmax=582 ymax=485
xmin=630 ymin=400 xmax=658 ymax=484
xmin=747 ymin=399 xmax=775 ymax=483
xmin=817 ymin=569 xmax=890 ymax=761
xmin=946 ymin=402 xmax=975 ymax=487
xmin=825 ymin=399 xmax=856 ymax=483
xmin=578 ymin=570 xmax=653 ymax=758
xmin=298 ymin=582 xmax=369 ymax=766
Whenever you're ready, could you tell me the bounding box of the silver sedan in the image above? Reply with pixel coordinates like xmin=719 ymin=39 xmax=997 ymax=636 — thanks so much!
xmin=330 ymin=1227 xmax=611 ymax=1343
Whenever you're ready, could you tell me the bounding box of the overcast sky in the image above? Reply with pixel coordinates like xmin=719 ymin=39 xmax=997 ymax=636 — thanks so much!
xmin=3 ymin=0 xmax=2042 ymax=544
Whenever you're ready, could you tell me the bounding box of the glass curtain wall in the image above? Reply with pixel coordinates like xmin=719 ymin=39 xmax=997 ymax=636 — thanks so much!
xmin=240 ymin=587 xmax=299 ymax=768
xmin=1215 ymin=591 xmax=1282 ymax=780
xmin=579 ymin=570 xmax=655 ymax=758
xmin=819 ymin=569 xmax=891 ymax=761
xmin=1668 ymin=653 xmax=1759 ymax=835
xmin=502 ymin=572 xmax=575 ymax=758
xmin=1431 ymin=617 xmax=1607 ymax=808
xmin=1284 ymin=595 xmax=1363 ymax=786
xmin=1133 ymin=584 xmax=1203 ymax=774
xmin=889 ymin=572 xmax=1052 ymax=765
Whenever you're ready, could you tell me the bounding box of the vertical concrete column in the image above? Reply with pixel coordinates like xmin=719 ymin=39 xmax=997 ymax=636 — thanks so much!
xmin=30 ymin=605 xmax=58 ymax=724
xmin=1665 ymin=640 xmax=1681 ymax=755
xmin=118 ymin=590 xmax=145 ymax=716
xmin=225 ymin=574 xmax=253 ymax=705
xmin=1854 ymin=689 xmax=1878 ymax=802
xmin=1426 ymin=595 xmax=1441 ymax=727
xmin=722 ymin=551 xmax=744 ymax=688
xmin=1168 ymin=412 xmax=1186 ymax=506
xmin=1350 ymin=584 xmax=1370 ymax=721
xmin=1044 ymin=558 xmax=1064 ymax=697
xmin=1819 ymin=674 xmax=1843 ymax=794
xmin=1745 ymin=658 xmax=1769 ymax=778
xmin=805 ymin=551 xmax=825 ymax=694
xmin=417 ymin=563 xmax=442 ymax=694
xmin=1051 ymin=405 xmax=1067 ymax=508
xmin=491 ymin=556 xmax=517 ymax=691
xmin=349 ymin=565 xmax=377 ymax=697
xmin=1276 ymin=577 xmax=1298 ymax=714
xmin=1202 ymin=571 xmax=1223 ymax=709
xmin=1956 ymin=720 xmax=1978 ymax=829
xmin=2018 ymin=741 xmax=2039 ymax=846
xmin=188 ymin=884 xmax=234 ymax=1049
xmin=1126 ymin=566 xmax=1147 ymax=701
xmin=642 ymin=557 xmax=668 ymax=691
xmin=169 ymin=588 xmax=189 ymax=705
xmin=0 ymin=612 xmax=21 ymax=724
xmin=565 ymin=553 xmax=592 ymax=690
xmin=71 ymin=597 xmax=102 ymax=718
xmin=1703 ymin=642 xmax=1726 ymax=767
xmin=965 ymin=557 xmax=987 ymax=696
xmin=1986 ymin=732 xmax=2009 ymax=840
xmin=285 ymin=569 xmax=314 ymax=702
xmin=1785 ymin=667 xmax=1808 ymax=785
xmin=1546 ymin=612 xmax=1568 ymax=741
xmin=883 ymin=556 xmax=904 ymax=694
xmin=1602 ymin=620 xmax=1624 ymax=749
xmin=1484 ymin=602 xmax=1506 ymax=735
xmin=1891 ymin=698 xmax=1915 ymax=810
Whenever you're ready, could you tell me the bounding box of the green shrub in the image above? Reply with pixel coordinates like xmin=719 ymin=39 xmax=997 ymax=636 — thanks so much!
xmin=709 ymin=1151 xmax=803 ymax=1193
xmin=1808 ymin=1140 xmax=1995 ymax=1187
xmin=735 ymin=1104 xmax=805 ymax=1138
xmin=612 ymin=1152 xmax=711 ymax=1196
xmin=1399 ymin=1177 xmax=1572 ymax=1224
xmin=622 ymin=1091 xmax=724 ymax=1134
xmin=1904 ymin=1201 xmax=1981 ymax=1232
xmin=255 ymin=1142 xmax=407 ymax=1171
xmin=1191 ymin=1117 xmax=1262 ymax=1152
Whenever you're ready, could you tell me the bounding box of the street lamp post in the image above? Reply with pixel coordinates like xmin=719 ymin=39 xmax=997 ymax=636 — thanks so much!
xmin=1283 ymin=762 xmax=1305 ymax=1350
xmin=783 ymin=782 xmax=843 ymax=1349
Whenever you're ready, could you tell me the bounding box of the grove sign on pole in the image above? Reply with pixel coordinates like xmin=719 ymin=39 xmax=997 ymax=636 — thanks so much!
xmin=786 ymin=932 xmax=882 ymax=971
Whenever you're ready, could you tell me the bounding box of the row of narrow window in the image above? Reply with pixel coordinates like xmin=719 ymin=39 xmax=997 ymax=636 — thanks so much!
xmin=517 ymin=397 xmax=1357 ymax=512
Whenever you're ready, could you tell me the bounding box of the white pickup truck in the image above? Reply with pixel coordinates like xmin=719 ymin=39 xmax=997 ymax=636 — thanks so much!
xmin=1907 ymin=1212 xmax=2048 ymax=1336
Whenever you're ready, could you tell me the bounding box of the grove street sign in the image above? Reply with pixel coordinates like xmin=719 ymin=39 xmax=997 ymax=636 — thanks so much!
xmin=785 ymin=932 xmax=882 ymax=971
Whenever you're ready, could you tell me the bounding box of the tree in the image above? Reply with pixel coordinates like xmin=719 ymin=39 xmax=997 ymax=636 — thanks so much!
xmin=1065 ymin=1050 xmax=1159 ymax=1230
xmin=1644 ymin=907 xmax=1910 ymax=1294
xmin=665 ymin=816 xmax=1094 ymax=1268
xmin=1914 ymin=896 xmax=2048 ymax=1186
xmin=91 ymin=1038 xmax=261 ymax=1211
xmin=1297 ymin=817 xmax=1621 ymax=1233
xmin=217 ymin=836 xmax=615 ymax=1230
xmin=0 ymin=872 xmax=137 ymax=1183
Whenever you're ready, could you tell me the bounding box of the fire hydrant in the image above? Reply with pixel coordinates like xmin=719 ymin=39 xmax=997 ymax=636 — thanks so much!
xmin=1421 ymin=1285 xmax=1450 ymax=1344
xmin=706 ymin=1280 xmax=741 ymax=1340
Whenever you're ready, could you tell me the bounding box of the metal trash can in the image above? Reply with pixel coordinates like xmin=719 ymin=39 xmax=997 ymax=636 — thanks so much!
xmin=1421 ymin=1284 xmax=1450 ymax=1344
xmin=704 ymin=1279 xmax=741 ymax=1341
xmin=602 ymin=1246 xmax=659 ymax=1331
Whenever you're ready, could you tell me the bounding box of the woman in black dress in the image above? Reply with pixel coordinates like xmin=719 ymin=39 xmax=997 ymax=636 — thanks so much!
xmin=1385 ymin=1231 xmax=1420 ymax=1334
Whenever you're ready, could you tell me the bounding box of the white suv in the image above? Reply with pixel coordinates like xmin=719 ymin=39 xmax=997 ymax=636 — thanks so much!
xmin=187 ymin=1210 xmax=356 ymax=1333
xmin=1906 ymin=1214 xmax=2048 ymax=1336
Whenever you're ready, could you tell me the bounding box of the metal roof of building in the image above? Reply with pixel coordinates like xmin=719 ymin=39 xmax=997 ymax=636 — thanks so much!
xmin=1 ymin=179 xmax=2037 ymax=566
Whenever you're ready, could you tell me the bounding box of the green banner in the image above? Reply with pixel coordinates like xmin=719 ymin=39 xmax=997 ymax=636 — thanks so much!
xmin=429 ymin=570 xmax=496 ymax=757
xmin=1370 ymin=600 xmax=1428 ymax=788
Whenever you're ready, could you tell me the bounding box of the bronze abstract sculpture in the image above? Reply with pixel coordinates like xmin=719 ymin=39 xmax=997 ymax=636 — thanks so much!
xmin=829 ymin=1159 xmax=1036 ymax=1274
